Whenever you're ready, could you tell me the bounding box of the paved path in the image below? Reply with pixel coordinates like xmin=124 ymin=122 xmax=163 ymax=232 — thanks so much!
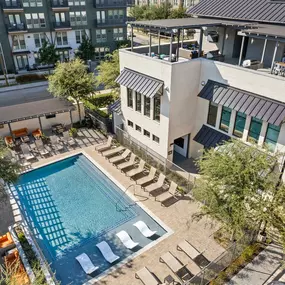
xmin=227 ymin=244 xmax=283 ymax=285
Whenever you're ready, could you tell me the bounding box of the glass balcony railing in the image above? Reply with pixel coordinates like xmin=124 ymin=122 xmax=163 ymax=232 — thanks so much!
xmin=2 ymin=1 xmax=23 ymax=8
xmin=7 ymin=23 xmax=26 ymax=32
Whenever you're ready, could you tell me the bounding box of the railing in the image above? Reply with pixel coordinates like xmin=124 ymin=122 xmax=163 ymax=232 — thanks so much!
xmin=115 ymin=127 xmax=195 ymax=194
xmin=53 ymin=21 xmax=70 ymax=29
xmin=85 ymin=108 xmax=112 ymax=133
xmin=6 ymin=23 xmax=26 ymax=32
xmin=51 ymin=0 xmax=69 ymax=7
xmin=2 ymin=0 xmax=23 ymax=8
xmin=94 ymin=17 xmax=128 ymax=27
xmin=93 ymin=0 xmax=134 ymax=7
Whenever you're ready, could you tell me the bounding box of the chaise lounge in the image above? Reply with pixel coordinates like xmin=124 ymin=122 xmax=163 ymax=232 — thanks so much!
xmin=96 ymin=241 xmax=120 ymax=263
xmin=76 ymin=253 xmax=99 ymax=274
xmin=95 ymin=136 xmax=113 ymax=152
xmin=102 ymin=146 xmax=125 ymax=158
xmin=146 ymin=173 xmax=166 ymax=194
xmin=133 ymin=221 xmax=157 ymax=238
xmin=126 ymin=160 xmax=145 ymax=178
xmin=116 ymin=230 xmax=139 ymax=249
xmin=109 ymin=149 xmax=131 ymax=164
xmin=136 ymin=167 xmax=156 ymax=187
xmin=117 ymin=153 xmax=136 ymax=171
xmin=135 ymin=267 xmax=161 ymax=285
xmin=155 ymin=182 xmax=178 ymax=205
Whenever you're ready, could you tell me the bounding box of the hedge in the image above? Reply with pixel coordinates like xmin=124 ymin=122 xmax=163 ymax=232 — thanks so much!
xmin=16 ymin=73 xmax=47 ymax=84
xmin=88 ymin=93 xmax=115 ymax=108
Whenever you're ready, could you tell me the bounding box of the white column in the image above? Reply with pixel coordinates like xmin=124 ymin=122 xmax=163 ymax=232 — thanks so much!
xmin=271 ymin=41 xmax=279 ymax=71
xmin=228 ymin=110 xmax=236 ymax=136
xmin=149 ymin=29 xmax=152 ymax=57
xmin=258 ymin=121 xmax=268 ymax=146
xmin=215 ymin=105 xmax=223 ymax=129
xmin=261 ymin=38 xmax=267 ymax=63
xmin=242 ymin=115 xmax=251 ymax=142
xmin=238 ymin=36 xmax=245 ymax=66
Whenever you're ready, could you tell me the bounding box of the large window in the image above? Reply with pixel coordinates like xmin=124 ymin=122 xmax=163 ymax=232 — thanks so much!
xmin=127 ymin=89 xmax=133 ymax=108
xmin=219 ymin=106 xmax=231 ymax=132
xmin=113 ymin=28 xmax=124 ymax=41
xmin=95 ymin=29 xmax=107 ymax=43
xmin=144 ymin=96 xmax=150 ymax=117
xmin=70 ymin=11 xmax=87 ymax=26
xmin=68 ymin=0 xmax=86 ymax=5
xmin=56 ymin=50 xmax=69 ymax=62
xmin=25 ymin=13 xmax=45 ymax=28
xmin=75 ymin=30 xmax=85 ymax=44
xmin=207 ymin=102 xmax=218 ymax=127
xmin=248 ymin=117 xmax=262 ymax=143
xmin=15 ymin=55 xmax=28 ymax=70
xmin=264 ymin=124 xmax=280 ymax=151
xmin=56 ymin=32 xmax=68 ymax=46
xmin=34 ymin=33 xmax=46 ymax=48
xmin=108 ymin=9 xmax=124 ymax=20
xmin=22 ymin=0 xmax=42 ymax=7
xmin=135 ymin=92 xmax=141 ymax=112
xmin=153 ymin=96 xmax=160 ymax=122
xmin=233 ymin=111 xmax=246 ymax=138
xmin=94 ymin=47 xmax=109 ymax=60
xmin=12 ymin=35 xmax=26 ymax=50
xmin=96 ymin=11 xmax=105 ymax=24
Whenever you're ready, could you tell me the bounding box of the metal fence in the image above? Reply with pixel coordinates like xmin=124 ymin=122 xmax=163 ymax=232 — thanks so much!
xmin=85 ymin=108 xmax=112 ymax=134
xmin=115 ymin=127 xmax=196 ymax=193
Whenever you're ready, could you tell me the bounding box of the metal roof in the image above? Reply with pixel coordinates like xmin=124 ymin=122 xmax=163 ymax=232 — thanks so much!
xmin=108 ymin=99 xmax=121 ymax=114
xmin=193 ymin=124 xmax=230 ymax=148
xmin=116 ymin=68 xmax=163 ymax=98
xmin=240 ymin=24 xmax=285 ymax=40
xmin=199 ymin=80 xmax=285 ymax=126
xmin=187 ymin=0 xmax=285 ymax=24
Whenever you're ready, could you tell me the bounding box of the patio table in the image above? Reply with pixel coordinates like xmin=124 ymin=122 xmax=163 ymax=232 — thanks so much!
xmin=21 ymin=136 xmax=30 ymax=143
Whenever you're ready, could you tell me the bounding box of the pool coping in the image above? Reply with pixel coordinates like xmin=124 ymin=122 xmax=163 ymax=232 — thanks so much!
xmin=12 ymin=149 xmax=174 ymax=285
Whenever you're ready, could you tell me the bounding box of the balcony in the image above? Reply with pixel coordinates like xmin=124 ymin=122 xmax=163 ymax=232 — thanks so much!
xmin=7 ymin=23 xmax=27 ymax=33
xmin=53 ymin=21 xmax=71 ymax=30
xmin=93 ymin=0 xmax=134 ymax=8
xmin=51 ymin=0 xmax=69 ymax=10
xmin=2 ymin=1 xmax=23 ymax=12
xmin=95 ymin=17 xmax=128 ymax=27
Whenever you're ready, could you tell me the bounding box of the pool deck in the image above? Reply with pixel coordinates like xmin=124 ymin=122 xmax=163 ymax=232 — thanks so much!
xmin=15 ymin=145 xmax=225 ymax=285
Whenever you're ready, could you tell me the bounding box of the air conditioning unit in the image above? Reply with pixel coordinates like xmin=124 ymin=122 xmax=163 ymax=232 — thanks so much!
xmin=207 ymin=31 xmax=219 ymax=43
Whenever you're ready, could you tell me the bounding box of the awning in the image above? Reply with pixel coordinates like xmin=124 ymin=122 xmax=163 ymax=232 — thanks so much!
xmin=116 ymin=68 xmax=163 ymax=98
xmin=193 ymin=124 xmax=230 ymax=148
xmin=12 ymin=50 xmax=30 ymax=55
xmin=108 ymin=99 xmax=121 ymax=114
xmin=56 ymin=46 xmax=72 ymax=50
xmin=199 ymin=80 xmax=285 ymax=126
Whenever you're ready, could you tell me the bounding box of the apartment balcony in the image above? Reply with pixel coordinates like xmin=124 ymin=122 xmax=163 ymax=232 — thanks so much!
xmin=53 ymin=21 xmax=72 ymax=30
xmin=7 ymin=23 xmax=27 ymax=34
xmin=2 ymin=1 xmax=23 ymax=12
xmin=93 ymin=0 xmax=134 ymax=8
xmin=94 ymin=17 xmax=128 ymax=27
xmin=51 ymin=0 xmax=69 ymax=11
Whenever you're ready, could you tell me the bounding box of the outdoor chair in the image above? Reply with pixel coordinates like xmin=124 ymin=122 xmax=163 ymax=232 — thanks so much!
xmin=96 ymin=241 xmax=120 ymax=263
xmin=116 ymin=230 xmax=139 ymax=249
xmin=50 ymin=135 xmax=64 ymax=151
xmin=177 ymin=240 xmax=200 ymax=260
xmin=102 ymin=146 xmax=125 ymax=158
xmin=126 ymin=160 xmax=146 ymax=178
xmin=117 ymin=153 xmax=136 ymax=171
xmin=76 ymin=253 xmax=99 ymax=275
xmin=135 ymin=267 xmax=161 ymax=285
xmin=95 ymin=136 xmax=112 ymax=152
xmin=109 ymin=149 xmax=131 ymax=164
xmin=133 ymin=221 xmax=157 ymax=238
xmin=35 ymin=139 xmax=49 ymax=156
xmin=155 ymin=182 xmax=178 ymax=205
xmin=62 ymin=131 xmax=77 ymax=146
xmin=32 ymin=128 xmax=42 ymax=139
xmin=136 ymin=167 xmax=156 ymax=187
xmin=20 ymin=144 xmax=35 ymax=161
xmin=146 ymin=173 xmax=166 ymax=194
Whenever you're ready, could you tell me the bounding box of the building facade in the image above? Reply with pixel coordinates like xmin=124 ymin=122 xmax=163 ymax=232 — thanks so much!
xmin=134 ymin=0 xmax=199 ymax=9
xmin=0 ymin=0 xmax=132 ymax=73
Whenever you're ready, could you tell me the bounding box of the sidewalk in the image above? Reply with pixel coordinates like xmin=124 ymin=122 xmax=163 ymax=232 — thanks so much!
xmin=227 ymin=243 xmax=284 ymax=285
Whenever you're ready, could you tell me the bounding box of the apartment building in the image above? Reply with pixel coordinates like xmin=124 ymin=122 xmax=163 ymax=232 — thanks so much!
xmin=0 ymin=0 xmax=132 ymax=73
xmin=114 ymin=0 xmax=285 ymax=174
xmin=134 ymin=0 xmax=199 ymax=9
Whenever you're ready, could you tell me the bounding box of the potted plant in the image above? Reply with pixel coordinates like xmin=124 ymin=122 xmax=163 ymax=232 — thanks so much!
xmin=69 ymin=128 xmax=78 ymax=138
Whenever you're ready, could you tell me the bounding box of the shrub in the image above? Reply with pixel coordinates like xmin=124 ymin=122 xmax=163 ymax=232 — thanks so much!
xmin=16 ymin=73 xmax=47 ymax=84
xmin=89 ymin=93 xmax=115 ymax=108
xmin=94 ymin=108 xmax=110 ymax=118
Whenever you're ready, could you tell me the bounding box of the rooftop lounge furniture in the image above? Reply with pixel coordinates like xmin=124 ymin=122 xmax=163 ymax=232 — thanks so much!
xmin=102 ymin=146 xmax=125 ymax=158
xmin=12 ymin=128 xmax=28 ymax=138
xmin=116 ymin=230 xmax=139 ymax=249
xmin=96 ymin=241 xmax=120 ymax=263
xmin=62 ymin=131 xmax=76 ymax=146
xmin=177 ymin=240 xmax=200 ymax=260
xmin=136 ymin=167 xmax=156 ymax=187
xmin=155 ymin=182 xmax=178 ymax=205
xmin=4 ymin=136 xmax=14 ymax=148
xmin=109 ymin=149 xmax=131 ymax=164
xmin=133 ymin=221 xmax=157 ymax=238
xmin=126 ymin=160 xmax=145 ymax=178
xmin=52 ymin=123 xmax=65 ymax=134
xmin=146 ymin=173 xmax=166 ymax=194
xmin=76 ymin=253 xmax=99 ymax=274
xmin=0 ymin=232 xmax=14 ymax=249
xmin=135 ymin=266 xmax=160 ymax=285
xmin=50 ymin=135 xmax=64 ymax=151
xmin=35 ymin=139 xmax=49 ymax=156
xmin=117 ymin=153 xmax=136 ymax=171
xmin=32 ymin=128 xmax=42 ymax=139
xmin=20 ymin=143 xmax=35 ymax=161
xmin=95 ymin=136 xmax=112 ymax=152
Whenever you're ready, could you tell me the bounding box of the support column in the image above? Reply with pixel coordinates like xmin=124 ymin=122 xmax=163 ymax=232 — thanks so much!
xmin=181 ymin=28 xmax=184 ymax=48
xmin=70 ymin=110 xmax=73 ymax=126
xmin=261 ymin=38 xmax=268 ymax=63
xmin=8 ymin=122 xmax=13 ymax=140
xmin=176 ymin=29 xmax=180 ymax=61
xmin=238 ymin=36 xmax=245 ymax=66
xmin=149 ymin=29 xmax=152 ymax=57
xmin=271 ymin=40 xmax=279 ymax=71
xmin=130 ymin=26 xmax=133 ymax=52
xmin=198 ymin=27 xmax=203 ymax=57
xmin=221 ymin=27 xmax=226 ymax=55
xmin=38 ymin=117 xmax=43 ymax=132
xmin=169 ymin=30 xmax=173 ymax=62
xmin=158 ymin=30 xmax=161 ymax=55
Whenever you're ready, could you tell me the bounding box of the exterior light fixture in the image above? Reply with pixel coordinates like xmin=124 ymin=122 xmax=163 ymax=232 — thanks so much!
xmin=201 ymin=81 xmax=206 ymax=86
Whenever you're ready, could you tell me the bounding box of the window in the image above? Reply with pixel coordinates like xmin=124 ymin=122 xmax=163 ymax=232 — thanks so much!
xmin=153 ymin=135 xmax=159 ymax=143
xmin=12 ymin=35 xmax=26 ymax=50
xmin=153 ymin=96 xmax=160 ymax=122
xmin=135 ymin=125 xmax=141 ymax=132
xmin=15 ymin=55 xmax=28 ymax=70
xmin=68 ymin=0 xmax=86 ymax=5
xmin=135 ymin=92 xmax=141 ymax=112
xmin=8 ymin=14 xmax=21 ymax=25
xmin=127 ymin=120 xmax=133 ymax=128
xmin=70 ymin=11 xmax=87 ymax=26
xmin=75 ymin=30 xmax=86 ymax=44
xmin=33 ymin=52 xmax=44 ymax=66
xmin=94 ymin=47 xmax=109 ymax=60
xmin=55 ymin=12 xmax=66 ymax=24
xmin=144 ymin=129 xmax=150 ymax=138
xmin=113 ymin=28 xmax=124 ymax=41
xmin=264 ymin=124 xmax=280 ymax=151
xmin=96 ymin=11 xmax=106 ymax=24
xmin=174 ymin=137 xmax=184 ymax=148
xmin=248 ymin=117 xmax=262 ymax=143
xmin=22 ymin=0 xmax=42 ymax=7
xmin=219 ymin=106 xmax=231 ymax=132
xmin=127 ymin=89 xmax=133 ymax=108
xmin=144 ymin=96 xmax=150 ymax=117
xmin=96 ymin=29 xmax=107 ymax=43
xmin=207 ymin=102 xmax=218 ymax=127
xmin=56 ymin=50 xmax=69 ymax=62
xmin=233 ymin=111 xmax=246 ymax=138
xmin=25 ymin=13 xmax=45 ymax=29
xmin=34 ymin=33 xmax=46 ymax=48
xmin=45 ymin=114 xmax=56 ymax=119
xmin=56 ymin=32 xmax=68 ymax=46
xmin=108 ymin=9 xmax=124 ymax=20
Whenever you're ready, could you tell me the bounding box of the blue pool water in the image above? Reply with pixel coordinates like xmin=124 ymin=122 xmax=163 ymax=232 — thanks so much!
xmin=12 ymin=154 xmax=167 ymax=285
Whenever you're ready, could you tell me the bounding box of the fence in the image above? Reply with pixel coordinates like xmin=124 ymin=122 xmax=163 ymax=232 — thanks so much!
xmin=115 ymin=127 xmax=196 ymax=193
xmin=85 ymin=108 xmax=112 ymax=133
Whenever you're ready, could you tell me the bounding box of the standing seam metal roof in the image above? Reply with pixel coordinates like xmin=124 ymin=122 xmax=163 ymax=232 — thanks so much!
xmin=199 ymin=80 xmax=285 ymax=126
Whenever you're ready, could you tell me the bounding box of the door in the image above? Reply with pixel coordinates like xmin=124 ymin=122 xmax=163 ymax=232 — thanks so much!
xmin=16 ymin=55 xmax=28 ymax=70
xmin=174 ymin=134 xmax=189 ymax=157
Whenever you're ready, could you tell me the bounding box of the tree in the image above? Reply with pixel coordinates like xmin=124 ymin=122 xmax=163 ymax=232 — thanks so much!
xmin=48 ymin=58 xmax=96 ymax=124
xmin=95 ymin=50 xmax=120 ymax=94
xmin=76 ymin=36 xmax=95 ymax=62
xmin=192 ymin=139 xmax=285 ymax=244
xmin=38 ymin=41 xmax=60 ymax=74
xmin=169 ymin=6 xmax=186 ymax=19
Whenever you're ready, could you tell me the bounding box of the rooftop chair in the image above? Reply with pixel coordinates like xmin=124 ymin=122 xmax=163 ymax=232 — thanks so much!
xmin=20 ymin=144 xmax=35 ymax=161
xmin=155 ymin=182 xmax=178 ymax=205
xmin=136 ymin=167 xmax=156 ymax=187
xmin=126 ymin=160 xmax=145 ymax=178
xmin=109 ymin=149 xmax=131 ymax=164
xmin=76 ymin=253 xmax=99 ymax=274
xmin=35 ymin=139 xmax=49 ymax=156
xmin=146 ymin=173 xmax=166 ymax=194
xmin=116 ymin=230 xmax=139 ymax=249
xmin=4 ymin=136 xmax=14 ymax=148
xmin=62 ymin=131 xmax=76 ymax=146
xmin=96 ymin=241 xmax=120 ymax=263
xmin=32 ymin=128 xmax=42 ymax=139
xmin=12 ymin=128 xmax=28 ymax=138
xmin=0 ymin=232 xmax=14 ymax=249
xmin=177 ymin=240 xmax=200 ymax=260
xmin=50 ymin=135 xmax=64 ymax=151
xmin=135 ymin=266 xmax=161 ymax=285
xmin=117 ymin=153 xmax=136 ymax=171
xmin=133 ymin=221 xmax=156 ymax=238
xmin=95 ymin=136 xmax=112 ymax=152
xmin=102 ymin=146 xmax=125 ymax=158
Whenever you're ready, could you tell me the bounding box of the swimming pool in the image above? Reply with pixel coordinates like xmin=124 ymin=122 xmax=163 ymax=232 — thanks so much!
xmin=11 ymin=153 xmax=168 ymax=285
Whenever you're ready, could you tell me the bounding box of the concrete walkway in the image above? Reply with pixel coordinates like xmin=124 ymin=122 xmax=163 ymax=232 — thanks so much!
xmin=227 ymin=243 xmax=284 ymax=285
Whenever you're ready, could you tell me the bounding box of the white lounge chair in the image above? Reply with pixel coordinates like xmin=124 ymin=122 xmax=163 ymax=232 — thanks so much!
xmin=76 ymin=253 xmax=99 ymax=275
xmin=62 ymin=131 xmax=77 ymax=146
xmin=136 ymin=167 xmax=156 ymax=187
xmin=146 ymin=173 xmax=166 ymax=194
xmin=135 ymin=267 xmax=160 ymax=285
xmin=117 ymin=153 xmax=136 ymax=171
xmin=95 ymin=136 xmax=112 ymax=152
xmin=126 ymin=160 xmax=145 ymax=178
xmin=20 ymin=144 xmax=35 ymax=161
xmin=102 ymin=146 xmax=125 ymax=158
xmin=96 ymin=241 xmax=120 ymax=263
xmin=50 ymin=135 xmax=64 ymax=151
xmin=116 ymin=230 xmax=139 ymax=249
xmin=35 ymin=139 xmax=49 ymax=156
xmin=155 ymin=182 xmax=178 ymax=205
xmin=109 ymin=149 xmax=131 ymax=164
xmin=133 ymin=221 xmax=156 ymax=238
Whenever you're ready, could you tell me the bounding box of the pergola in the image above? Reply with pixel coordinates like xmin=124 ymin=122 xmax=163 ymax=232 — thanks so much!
xmin=127 ymin=17 xmax=255 ymax=62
